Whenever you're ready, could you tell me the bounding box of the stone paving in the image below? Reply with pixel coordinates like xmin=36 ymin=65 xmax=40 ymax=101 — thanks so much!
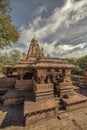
xmin=0 ymin=106 xmax=87 ymax=130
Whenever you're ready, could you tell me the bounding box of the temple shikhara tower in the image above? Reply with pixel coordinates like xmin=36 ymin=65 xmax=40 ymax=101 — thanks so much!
xmin=0 ymin=37 xmax=87 ymax=129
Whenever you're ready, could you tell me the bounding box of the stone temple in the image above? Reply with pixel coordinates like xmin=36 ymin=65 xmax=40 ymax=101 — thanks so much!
xmin=0 ymin=37 xmax=87 ymax=130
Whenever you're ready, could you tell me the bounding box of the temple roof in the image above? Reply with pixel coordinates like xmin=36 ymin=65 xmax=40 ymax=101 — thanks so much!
xmin=15 ymin=57 xmax=75 ymax=69
xmin=32 ymin=62 xmax=75 ymax=69
xmin=4 ymin=38 xmax=76 ymax=69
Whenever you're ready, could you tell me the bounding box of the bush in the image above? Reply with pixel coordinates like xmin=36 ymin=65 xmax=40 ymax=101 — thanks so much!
xmin=71 ymin=68 xmax=84 ymax=76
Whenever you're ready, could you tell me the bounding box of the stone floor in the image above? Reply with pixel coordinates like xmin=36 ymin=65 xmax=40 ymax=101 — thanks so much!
xmin=0 ymin=86 xmax=87 ymax=130
xmin=1 ymin=106 xmax=87 ymax=130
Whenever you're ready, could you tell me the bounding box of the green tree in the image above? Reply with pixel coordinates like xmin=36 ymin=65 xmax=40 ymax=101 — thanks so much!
xmin=0 ymin=0 xmax=19 ymax=49
xmin=68 ymin=58 xmax=77 ymax=65
xmin=76 ymin=55 xmax=87 ymax=70
xmin=9 ymin=49 xmax=21 ymax=64
xmin=68 ymin=55 xmax=87 ymax=76
xmin=0 ymin=49 xmax=21 ymax=71
xmin=0 ymin=52 xmax=9 ymax=64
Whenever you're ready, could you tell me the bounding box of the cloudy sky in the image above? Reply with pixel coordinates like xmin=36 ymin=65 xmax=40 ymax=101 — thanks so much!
xmin=6 ymin=0 xmax=87 ymax=58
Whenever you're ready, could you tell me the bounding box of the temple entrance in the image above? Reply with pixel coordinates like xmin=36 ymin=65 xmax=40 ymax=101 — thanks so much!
xmin=23 ymin=72 xmax=34 ymax=80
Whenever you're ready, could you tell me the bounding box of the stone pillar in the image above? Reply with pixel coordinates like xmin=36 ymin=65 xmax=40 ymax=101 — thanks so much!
xmin=17 ymin=68 xmax=24 ymax=80
xmin=64 ymin=69 xmax=71 ymax=82
xmin=20 ymin=75 xmax=24 ymax=80
xmin=47 ymin=76 xmax=51 ymax=83
xmin=36 ymin=69 xmax=47 ymax=83
xmin=59 ymin=69 xmax=63 ymax=83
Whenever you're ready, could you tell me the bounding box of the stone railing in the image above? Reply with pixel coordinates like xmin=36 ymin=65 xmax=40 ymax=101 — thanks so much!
xmin=0 ymin=77 xmax=16 ymax=88
xmin=41 ymin=58 xmax=69 ymax=63
xmin=34 ymin=81 xmax=53 ymax=90
xmin=60 ymin=82 xmax=72 ymax=88
xmin=15 ymin=79 xmax=33 ymax=90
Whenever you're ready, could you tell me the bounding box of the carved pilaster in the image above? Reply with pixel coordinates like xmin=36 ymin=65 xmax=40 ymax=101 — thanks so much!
xmin=64 ymin=69 xmax=72 ymax=82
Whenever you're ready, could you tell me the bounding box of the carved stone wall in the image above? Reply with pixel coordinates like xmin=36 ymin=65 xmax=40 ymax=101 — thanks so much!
xmin=33 ymin=82 xmax=54 ymax=101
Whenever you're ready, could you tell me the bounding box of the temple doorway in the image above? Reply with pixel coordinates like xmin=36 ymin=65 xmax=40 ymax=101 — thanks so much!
xmin=23 ymin=69 xmax=36 ymax=80
xmin=23 ymin=72 xmax=34 ymax=80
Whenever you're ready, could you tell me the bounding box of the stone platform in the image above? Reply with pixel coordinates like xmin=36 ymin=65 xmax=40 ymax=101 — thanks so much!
xmin=61 ymin=93 xmax=87 ymax=111
xmin=1 ymin=106 xmax=87 ymax=130
xmin=24 ymin=99 xmax=58 ymax=126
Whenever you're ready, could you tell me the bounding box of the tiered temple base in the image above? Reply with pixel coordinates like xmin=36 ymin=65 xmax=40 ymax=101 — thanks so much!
xmin=33 ymin=82 xmax=54 ymax=101
xmin=0 ymin=77 xmax=16 ymax=88
xmin=15 ymin=79 xmax=33 ymax=91
xmin=59 ymin=81 xmax=87 ymax=111
xmin=24 ymin=99 xmax=58 ymax=126
xmin=60 ymin=82 xmax=74 ymax=97
xmin=61 ymin=93 xmax=87 ymax=111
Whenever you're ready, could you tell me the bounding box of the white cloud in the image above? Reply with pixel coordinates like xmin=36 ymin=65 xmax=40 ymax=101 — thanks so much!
xmin=42 ymin=42 xmax=87 ymax=55
xmin=55 ymin=43 xmax=86 ymax=54
xmin=35 ymin=6 xmax=48 ymax=15
xmin=63 ymin=46 xmax=87 ymax=58
xmin=42 ymin=41 xmax=57 ymax=55
xmin=19 ymin=25 xmax=34 ymax=45
xmin=36 ymin=0 xmax=87 ymax=39
xmin=19 ymin=0 xmax=87 ymax=41
xmin=0 ymin=46 xmax=25 ymax=54
xmin=5 ymin=0 xmax=87 ymax=58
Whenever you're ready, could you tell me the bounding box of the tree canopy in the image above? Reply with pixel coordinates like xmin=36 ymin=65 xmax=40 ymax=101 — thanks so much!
xmin=76 ymin=55 xmax=87 ymax=70
xmin=69 ymin=56 xmax=87 ymax=70
xmin=68 ymin=55 xmax=87 ymax=76
xmin=0 ymin=49 xmax=21 ymax=67
xmin=0 ymin=0 xmax=19 ymax=49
